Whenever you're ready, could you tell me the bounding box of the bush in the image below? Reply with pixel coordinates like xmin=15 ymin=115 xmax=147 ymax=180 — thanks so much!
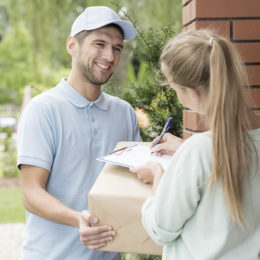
xmin=0 ymin=128 xmax=19 ymax=178
xmin=122 ymin=25 xmax=183 ymax=141
xmin=123 ymin=254 xmax=161 ymax=260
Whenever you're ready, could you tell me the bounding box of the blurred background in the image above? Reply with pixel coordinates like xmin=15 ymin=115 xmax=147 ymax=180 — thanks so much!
xmin=0 ymin=0 xmax=182 ymax=259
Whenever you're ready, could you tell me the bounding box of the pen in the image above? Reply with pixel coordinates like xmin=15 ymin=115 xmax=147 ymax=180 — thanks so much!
xmin=152 ymin=117 xmax=172 ymax=147
xmin=110 ymin=146 xmax=128 ymax=154
xmin=110 ymin=144 xmax=138 ymax=155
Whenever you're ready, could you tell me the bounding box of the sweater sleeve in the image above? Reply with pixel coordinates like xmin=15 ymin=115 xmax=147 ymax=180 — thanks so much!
xmin=142 ymin=133 xmax=212 ymax=245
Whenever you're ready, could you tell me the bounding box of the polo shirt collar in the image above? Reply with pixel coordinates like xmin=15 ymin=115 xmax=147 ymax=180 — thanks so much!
xmin=59 ymin=78 xmax=109 ymax=110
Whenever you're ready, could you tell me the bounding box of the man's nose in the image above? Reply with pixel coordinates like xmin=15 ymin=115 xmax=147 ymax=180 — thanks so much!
xmin=102 ymin=47 xmax=114 ymax=62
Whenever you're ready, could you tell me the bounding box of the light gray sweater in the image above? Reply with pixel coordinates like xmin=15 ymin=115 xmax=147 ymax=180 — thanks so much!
xmin=142 ymin=129 xmax=260 ymax=260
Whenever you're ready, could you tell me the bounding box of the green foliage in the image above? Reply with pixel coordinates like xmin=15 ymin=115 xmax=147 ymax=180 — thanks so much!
xmin=133 ymin=27 xmax=173 ymax=70
xmin=0 ymin=21 xmax=70 ymax=105
xmin=112 ymin=0 xmax=182 ymax=31
xmin=123 ymin=254 xmax=161 ymax=260
xmin=25 ymin=67 xmax=71 ymax=99
xmin=0 ymin=188 xmax=26 ymax=223
xmin=0 ymin=22 xmax=33 ymax=104
xmin=0 ymin=130 xmax=19 ymax=178
xmin=0 ymin=4 xmax=8 ymax=37
xmin=122 ymin=25 xmax=183 ymax=141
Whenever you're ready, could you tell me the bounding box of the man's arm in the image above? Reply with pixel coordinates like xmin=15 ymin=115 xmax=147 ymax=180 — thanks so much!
xmin=21 ymin=164 xmax=80 ymax=226
xmin=21 ymin=164 xmax=116 ymax=249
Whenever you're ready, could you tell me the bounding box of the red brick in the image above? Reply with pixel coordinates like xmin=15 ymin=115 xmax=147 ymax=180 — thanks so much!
xmin=186 ymin=22 xmax=196 ymax=30
xmin=183 ymin=3 xmax=191 ymax=25
xmin=190 ymin=1 xmax=196 ymax=22
xmin=182 ymin=0 xmax=260 ymax=139
xmin=183 ymin=110 xmax=208 ymax=131
xmin=254 ymin=111 xmax=260 ymax=120
xmin=182 ymin=0 xmax=196 ymax=26
xmin=186 ymin=20 xmax=230 ymax=38
xmin=235 ymin=43 xmax=260 ymax=63
xmin=182 ymin=0 xmax=191 ymax=6
xmin=248 ymin=88 xmax=260 ymax=109
xmin=183 ymin=109 xmax=187 ymax=127
xmin=246 ymin=65 xmax=260 ymax=86
xmin=195 ymin=0 xmax=260 ymax=18
xmin=233 ymin=20 xmax=260 ymax=41
xmin=254 ymin=110 xmax=260 ymax=116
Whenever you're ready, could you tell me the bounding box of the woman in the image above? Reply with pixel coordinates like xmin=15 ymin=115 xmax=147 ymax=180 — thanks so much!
xmin=131 ymin=30 xmax=260 ymax=259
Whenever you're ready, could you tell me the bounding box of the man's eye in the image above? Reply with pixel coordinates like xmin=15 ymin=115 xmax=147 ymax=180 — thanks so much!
xmin=114 ymin=47 xmax=122 ymax=52
xmin=96 ymin=43 xmax=104 ymax=47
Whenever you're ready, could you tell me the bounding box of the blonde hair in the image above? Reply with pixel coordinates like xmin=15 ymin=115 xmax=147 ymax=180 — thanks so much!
xmin=160 ymin=30 xmax=255 ymax=227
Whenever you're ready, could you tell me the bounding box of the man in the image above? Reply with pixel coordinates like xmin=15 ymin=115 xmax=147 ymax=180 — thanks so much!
xmin=17 ymin=6 xmax=141 ymax=260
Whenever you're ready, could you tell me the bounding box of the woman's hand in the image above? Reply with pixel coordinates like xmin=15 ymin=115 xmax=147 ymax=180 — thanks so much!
xmin=130 ymin=162 xmax=164 ymax=194
xmin=151 ymin=133 xmax=183 ymax=156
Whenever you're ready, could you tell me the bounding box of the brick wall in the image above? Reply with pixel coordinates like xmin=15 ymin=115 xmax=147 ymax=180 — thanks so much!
xmin=182 ymin=0 xmax=260 ymax=139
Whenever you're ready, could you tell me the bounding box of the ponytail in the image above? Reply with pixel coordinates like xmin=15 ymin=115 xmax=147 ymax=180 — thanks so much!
xmin=208 ymin=37 xmax=251 ymax=227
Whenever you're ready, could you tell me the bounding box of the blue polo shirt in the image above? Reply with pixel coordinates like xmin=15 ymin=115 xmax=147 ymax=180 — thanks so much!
xmin=17 ymin=78 xmax=141 ymax=260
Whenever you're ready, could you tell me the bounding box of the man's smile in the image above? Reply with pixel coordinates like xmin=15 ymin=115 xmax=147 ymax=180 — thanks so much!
xmin=95 ymin=61 xmax=111 ymax=72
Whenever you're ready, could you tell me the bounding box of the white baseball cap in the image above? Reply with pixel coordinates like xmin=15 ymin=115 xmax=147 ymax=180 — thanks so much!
xmin=70 ymin=6 xmax=136 ymax=40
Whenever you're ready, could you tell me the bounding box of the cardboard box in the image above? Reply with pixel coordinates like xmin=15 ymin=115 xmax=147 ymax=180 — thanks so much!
xmin=88 ymin=142 xmax=162 ymax=255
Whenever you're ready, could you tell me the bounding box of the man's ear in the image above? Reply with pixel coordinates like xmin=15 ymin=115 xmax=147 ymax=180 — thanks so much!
xmin=66 ymin=36 xmax=78 ymax=56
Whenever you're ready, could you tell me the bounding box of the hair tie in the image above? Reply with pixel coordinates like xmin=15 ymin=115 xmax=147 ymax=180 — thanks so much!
xmin=209 ymin=37 xmax=215 ymax=47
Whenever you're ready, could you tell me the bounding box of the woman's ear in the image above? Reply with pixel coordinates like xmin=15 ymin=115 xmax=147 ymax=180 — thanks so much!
xmin=187 ymin=87 xmax=200 ymax=111
xmin=66 ymin=36 xmax=77 ymax=56
xmin=188 ymin=87 xmax=208 ymax=114
xmin=187 ymin=88 xmax=199 ymax=101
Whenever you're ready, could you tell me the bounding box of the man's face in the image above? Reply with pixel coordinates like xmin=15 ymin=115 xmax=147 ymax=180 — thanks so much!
xmin=75 ymin=26 xmax=124 ymax=86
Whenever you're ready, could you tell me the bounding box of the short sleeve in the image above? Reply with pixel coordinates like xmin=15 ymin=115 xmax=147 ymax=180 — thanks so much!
xmin=17 ymin=98 xmax=55 ymax=171
xmin=129 ymin=106 xmax=142 ymax=142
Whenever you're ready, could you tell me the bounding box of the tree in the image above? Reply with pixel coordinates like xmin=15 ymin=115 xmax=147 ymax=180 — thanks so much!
xmin=123 ymin=26 xmax=183 ymax=141
xmin=0 ymin=22 xmax=33 ymax=104
xmin=105 ymin=1 xmax=183 ymax=141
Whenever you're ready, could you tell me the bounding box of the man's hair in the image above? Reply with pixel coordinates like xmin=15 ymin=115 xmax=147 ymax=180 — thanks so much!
xmin=74 ymin=24 xmax=124 ymax=45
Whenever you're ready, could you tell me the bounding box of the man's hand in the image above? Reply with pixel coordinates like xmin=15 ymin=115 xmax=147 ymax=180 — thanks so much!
xmin=79 ymin=210 xmax=116 ymax=250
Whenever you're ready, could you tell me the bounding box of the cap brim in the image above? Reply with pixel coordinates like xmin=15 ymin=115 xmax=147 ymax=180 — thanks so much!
xmin=76 ymin=20 xmax=136 ymax=40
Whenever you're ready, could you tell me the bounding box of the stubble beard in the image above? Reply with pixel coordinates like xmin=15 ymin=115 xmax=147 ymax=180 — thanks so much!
xmin=77 ymin=59 xmax=113 ymax=86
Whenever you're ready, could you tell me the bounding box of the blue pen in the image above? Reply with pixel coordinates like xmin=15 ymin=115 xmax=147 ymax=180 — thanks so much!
xmin=153 ymin=117 xmax=172 ymax=147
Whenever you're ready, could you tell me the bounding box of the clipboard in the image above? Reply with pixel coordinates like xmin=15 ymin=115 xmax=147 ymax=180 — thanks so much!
xmin=97 ymin=143 xmax=172 ymax=170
